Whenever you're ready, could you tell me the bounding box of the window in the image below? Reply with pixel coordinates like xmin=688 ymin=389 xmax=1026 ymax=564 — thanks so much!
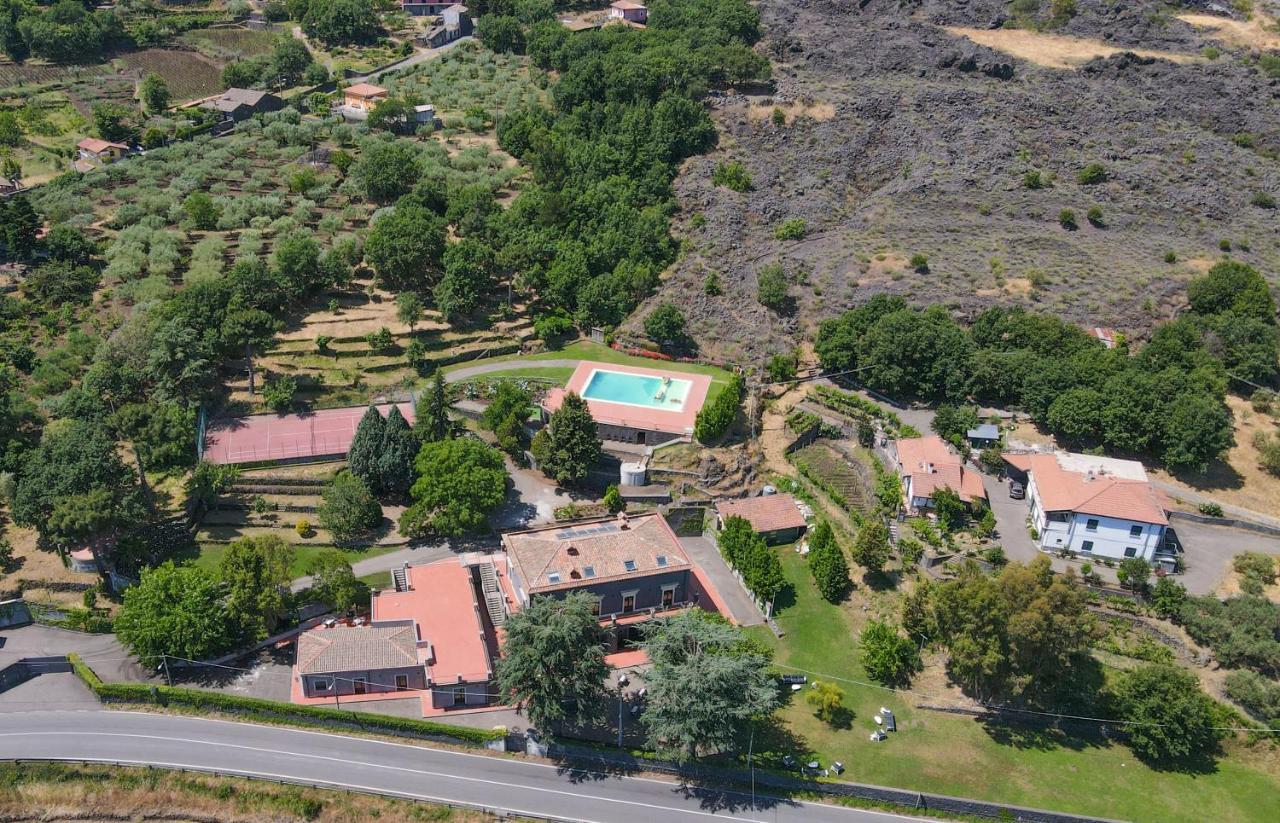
xmin=622 ymin=591 xmax=637 ymax=613
xmin=655 ymin=555 xmax=668 ymax=568
xmin=453 ymin=686 xmax=466 ymax=706
xmin=1124 ymin=546 xmax=1138 ymax=558
xmin=1081 ymin=541 xmax=1093 ymax=553
xmin=1129 ymin=525 xmax=1143 ymax=538
xmin=590 ymin=598 xmax=602 ymax=617
xmin=583 ymin=565 xmax=596 ymax=578
xmin=353 ymin=678 xmax=367 ymax=695
xmin=1085 ymin=518 xmax=1099 ymax=531
xmin=547 ymin=570 xmax=561 ymax=584
xmin=623 ymin=559 xmax=637 ymax=572
xmin=395 ymin=675 xmax=408 ymax=692
xmin=313 ymin=678 xmax=330 ymax=692
xmin=661 ymin=585 xmax=676 ymax=609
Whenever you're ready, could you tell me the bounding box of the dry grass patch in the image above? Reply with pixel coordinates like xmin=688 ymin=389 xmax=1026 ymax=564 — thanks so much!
xmin=1178 ymin=12 xmax=1280 ymax=51
xmin=944 ymin=27 xmax=1201 ymax=69
xmin=1152 ymin=395 xmax=1280 ymax=519
xmin=747 ymin=100 xmax=837 ymax=124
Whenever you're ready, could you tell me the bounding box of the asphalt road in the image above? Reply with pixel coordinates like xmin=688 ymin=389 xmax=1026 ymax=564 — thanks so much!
xmin=0 ymin=711 xmax=928 ymax=823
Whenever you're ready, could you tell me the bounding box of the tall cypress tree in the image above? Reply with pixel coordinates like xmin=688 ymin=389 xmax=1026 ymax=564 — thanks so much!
xmin=347 ymin=405 xmax=386 ymax=491
xmin=540 ymin=392 xmax=601 ymax=486
xmin=378 ymin=405 xmax=417 ymax=498
xmin=416 ymin=371 xmax=452 ymax=443
xmin=807 ymin=520 xmax=850 ymax=603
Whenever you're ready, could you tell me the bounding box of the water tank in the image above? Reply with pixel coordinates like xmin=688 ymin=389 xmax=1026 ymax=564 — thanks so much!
xmin=620 ymin=462 xmax=647 ymax=486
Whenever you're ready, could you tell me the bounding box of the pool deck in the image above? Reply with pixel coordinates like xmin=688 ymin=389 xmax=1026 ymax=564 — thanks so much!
xmin=541 ymin=361 xmax=712 ymax=436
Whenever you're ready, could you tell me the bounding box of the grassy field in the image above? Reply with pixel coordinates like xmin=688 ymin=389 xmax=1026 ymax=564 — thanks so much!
xmin=190 ymin=542 xmax=400 ymax=580
xmin=746 ymin=551 xmax=1280 ymax=822
xmin=0 ymin=761 xmax=492 ymax=822
xmin=446 ymin=340 xmax=736 ymax=401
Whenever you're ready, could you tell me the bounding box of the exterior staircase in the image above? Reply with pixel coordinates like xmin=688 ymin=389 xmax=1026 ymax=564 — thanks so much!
xmin=477 ymin=561 xmax=506 ymax=627
xmin=392 ymin=565 xmax=409 ymax=593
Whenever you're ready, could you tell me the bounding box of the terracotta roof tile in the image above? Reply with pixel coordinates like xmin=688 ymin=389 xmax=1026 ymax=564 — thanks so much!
xmin=717 ymin=494 xmax=807 ymax=534
xmin=503 ymin=513 xmax=689 ymax=593
xmin=1002 ymin=451 xmax=1167 ymax=525
xmin=296 ymin=623 xmax=418 ymax=675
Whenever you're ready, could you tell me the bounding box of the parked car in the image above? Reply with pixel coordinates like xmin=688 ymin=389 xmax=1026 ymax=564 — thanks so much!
xmin=1009 ymin=480 xmax=1025 ymax=500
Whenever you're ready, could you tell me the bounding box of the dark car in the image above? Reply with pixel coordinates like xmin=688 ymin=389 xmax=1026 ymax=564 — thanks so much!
xmin=1009 ymin=480 xmax=1025 ymax=500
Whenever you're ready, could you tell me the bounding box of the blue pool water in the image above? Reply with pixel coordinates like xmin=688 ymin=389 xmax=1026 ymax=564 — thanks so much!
xmin=581 ymin=369 xmax=692 ymax=410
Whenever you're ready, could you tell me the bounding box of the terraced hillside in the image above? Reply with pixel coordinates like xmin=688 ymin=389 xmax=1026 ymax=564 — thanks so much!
xmin=648 ymin=0 xmax=1280 ymax=362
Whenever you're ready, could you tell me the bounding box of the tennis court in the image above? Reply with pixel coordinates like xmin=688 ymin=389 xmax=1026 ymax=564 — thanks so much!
xmin=202 ymin=403 xmax=415 ymax=465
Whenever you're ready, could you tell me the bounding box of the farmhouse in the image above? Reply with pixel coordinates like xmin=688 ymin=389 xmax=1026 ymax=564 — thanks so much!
xmin=540 ymin=361 xmax=712 ymax=447
xmin=294 ymin=557 xmax=502 ymax=712
xmin=608 ymin=1 xmax=648 ymax=24
xmin=76 ymin=138 xmax=129 ymax=164
xmin=202 ymin=88 xmax=283 ymax=122
xmin=501 ymin=512 xmax=728 ymax=651
xmin=891 ymin=435 xmax=987 ymax=514
xmin=401 ymin=0 xmax=454 ymax=16
xmin=341 ymin=83 xmax=389 ymax=118
xmin=716 ymin=493 xmax=808 ymax=544
xmin=1002 ymin=451 xmax=1171 ymax=563
xmin=422 ymin=5 xmax=474 ymax=47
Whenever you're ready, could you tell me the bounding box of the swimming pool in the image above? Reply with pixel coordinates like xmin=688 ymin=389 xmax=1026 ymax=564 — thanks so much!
xmin=581 ymin=369 xmax=693 ymax=411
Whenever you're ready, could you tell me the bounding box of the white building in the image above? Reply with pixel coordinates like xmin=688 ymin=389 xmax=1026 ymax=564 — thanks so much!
xmin=1003 ymin=452 xmax=1169 ymax=563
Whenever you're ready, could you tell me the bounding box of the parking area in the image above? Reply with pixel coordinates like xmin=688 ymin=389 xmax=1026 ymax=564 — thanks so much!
xmin=1165 ymin=518 xmax=1280 ymax=594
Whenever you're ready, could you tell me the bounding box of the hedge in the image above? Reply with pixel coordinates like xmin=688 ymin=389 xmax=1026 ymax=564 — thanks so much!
xmin=694 ymin=372 xmax=744 ymax=443
xmin=68 ymin=654 xmax=503 ymax=746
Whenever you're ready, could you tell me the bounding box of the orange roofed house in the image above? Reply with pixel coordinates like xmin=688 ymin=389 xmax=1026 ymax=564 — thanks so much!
xmin=1002 ymin=451 xmax=1171 ymax=565
xmin=76 ymin=138 xmax=129 ymax=164
xmin=608 ymin=1 xmax=648 ymax=24
xmin=293 ymin=556 xmax=502 ymax=713
xmin=500 ymin=512 xmax=731 ymax=652
xmin=716 ymin=493 xmax=808 ymax=545
xmin=891 ymin=435 xmax=987 ymax=515
xmin=340 ymin=83 xmax=388 ymax=118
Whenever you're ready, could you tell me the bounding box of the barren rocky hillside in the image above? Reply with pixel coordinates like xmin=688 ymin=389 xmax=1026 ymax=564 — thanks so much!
xmin=646 ymin=0 xmax=1280 ymax=362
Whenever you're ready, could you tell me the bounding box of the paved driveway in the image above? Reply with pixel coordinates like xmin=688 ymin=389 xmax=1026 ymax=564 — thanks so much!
xmin=1166 ymin=518 xmax=1280 ymax=594
xmin=678 ymin=536 xmax=766 ymax=627
xmin=0 ymin=625 xmax=147 ymax=684
xmin=978 ymin=472 xmax=1038 ymax=563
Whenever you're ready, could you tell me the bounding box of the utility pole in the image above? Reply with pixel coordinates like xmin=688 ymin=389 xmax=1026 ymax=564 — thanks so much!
xmin=161 ymin=655 xmax=172 ymax=687
xmin=748 ymin=725 xmax=756 ymax=811
xmin=617 ymin=684 xmax=624 ymax=748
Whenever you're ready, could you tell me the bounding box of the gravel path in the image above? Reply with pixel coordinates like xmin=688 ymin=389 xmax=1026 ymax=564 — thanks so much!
xmin=443 ymin=358 xmax=580 ymax=382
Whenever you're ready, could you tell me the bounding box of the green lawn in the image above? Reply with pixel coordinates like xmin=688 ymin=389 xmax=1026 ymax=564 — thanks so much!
xmin=748 ymin=552 xmax=1279 ymax=822
xmin=450 ymin=366 xmax=575 ymax=385
xmin=190 ymin=542 xmax=401 ymax=580
xmin=445 ymin=340 xmax=735 ymax=402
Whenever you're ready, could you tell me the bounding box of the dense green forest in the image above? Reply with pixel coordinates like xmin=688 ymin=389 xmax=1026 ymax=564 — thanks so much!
xmin=815 ymin=260 xmax=1277 ymax=473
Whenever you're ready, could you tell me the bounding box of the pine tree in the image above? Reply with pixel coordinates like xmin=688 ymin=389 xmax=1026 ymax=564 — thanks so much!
xmin=377 ymin=405 xmax=417 ymax=498
xmin=808 ymin=520 xmax=850 ymax=602
xmin=416 ymin=371 xmax=452 ymax=443
xmin=851 ymin=519 xmax=891 ymax=574
xmin=347 ymin=406 xmax=386 ymax=491
xmin=2 ymin=195 xmax=38 ymax=259
xmin=540 ymin=392 xmax=601 ymax=486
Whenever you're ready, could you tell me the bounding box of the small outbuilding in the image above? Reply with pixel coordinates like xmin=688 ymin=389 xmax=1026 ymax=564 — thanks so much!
xmin=202 ymin=88 xmax=284 ymax=122
xmin=609 ymin=1 xmax=648 ymax=23
xmin=716 ymin=493 xmax=808 ymax=545
xmin=966 ymin=423 xmax=1001 ymax=450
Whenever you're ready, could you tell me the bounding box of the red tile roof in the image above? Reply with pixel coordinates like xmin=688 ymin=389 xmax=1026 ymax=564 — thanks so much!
xmin=1003 ymin=452 xmax=1167 ymax=525
xmin=502 ymin=512 xmax=690 ymax=594
xmin=717 ymin=493 xmax=807 ymax=534
xmin=895 ymin=435 xmax=986 ymax=503
xmin=78 ymin=138 xmax=127 ymax=154
xmin=344 ymin=83 xmax=388 ymax=98
xmin=371 ymin=559 xmax=493 ymax=684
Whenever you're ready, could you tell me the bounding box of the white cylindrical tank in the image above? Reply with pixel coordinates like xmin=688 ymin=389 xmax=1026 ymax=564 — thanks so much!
xmin=620 ymin=462 xmax=647 ymax=486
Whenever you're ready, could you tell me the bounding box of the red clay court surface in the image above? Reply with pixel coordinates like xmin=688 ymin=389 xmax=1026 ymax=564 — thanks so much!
xmin=203 ymin=403 xmax=414 ymax=465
